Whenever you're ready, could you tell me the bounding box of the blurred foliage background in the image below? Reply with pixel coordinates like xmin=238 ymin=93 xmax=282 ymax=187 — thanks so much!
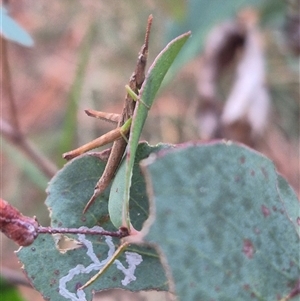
xmin=1 ymin=0 xmax=299 ymax=300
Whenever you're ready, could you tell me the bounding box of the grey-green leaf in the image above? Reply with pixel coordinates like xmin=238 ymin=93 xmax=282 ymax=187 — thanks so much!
xmin=17 ymin=153 xmax=168 ymax=301
xmin=141 ymin=141 xmax=300 ymax=301
xmin=108 ymin=142 xmax=174 ymax=229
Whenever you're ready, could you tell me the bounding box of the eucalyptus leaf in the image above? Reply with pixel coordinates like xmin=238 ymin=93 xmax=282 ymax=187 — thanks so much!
xmin=142 ymin=141 xmax=300 ymax=301
xmin=17 ymin=153 xmax=167 ymax=301
xmin=109 ymin=142 xmax=174 ymax=229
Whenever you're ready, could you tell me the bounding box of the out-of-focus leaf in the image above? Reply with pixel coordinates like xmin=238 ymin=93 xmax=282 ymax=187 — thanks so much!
xmin=163 ymin=0 xmax=286 ymax=85
xmin=0 ymin=277 xmax=25 ymax=301
xmin=0 ymin=6 xmax=34 ymax=47
xmin=142 ymin=141 xmax=300 ymax=301
xmin=221 ymin=20 xmax=270 ymax=137
xmin=158 ymin=0 xmax=187 ymax=22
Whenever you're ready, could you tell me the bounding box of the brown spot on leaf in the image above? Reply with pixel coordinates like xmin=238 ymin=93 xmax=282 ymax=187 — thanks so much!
xmin=285 ymin=279 xmax=300 ymax=299
xmin=240 ymin=156 xmax=246 ymax=164
xmin=254 ymin=227 xmax=260 ymax=234
xmin=297 ymin=217 xmax=300 ymax=225
xmin=190 ymin=282 xmax=196 ymax=288
xmin=250 ymin=170 xmax=255 ymax=176
xmin=276 ymin=294 xmax=282 ymax=300
xmin=243 ymin=284 xmax=250 ymax=290
xmin=49 ymin=278 xmax=56 ymax=287
xmin=98 ymin=214 xmax=110 ymax=225
xmin=261 ymin=167 xmax=268 ymax=179
xmin=243 ymin=239 xmax=254 ymax=259
xmin=54 ymin=270 xmax=60 ymax=276
xmin=261 ymin=205 xmax=270 ymax=217
xmin=235 ymin=175 xmax=241 ymax=182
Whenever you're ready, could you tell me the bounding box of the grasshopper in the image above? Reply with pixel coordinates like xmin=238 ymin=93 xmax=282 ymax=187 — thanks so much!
xmin=79 ymin=28 xmax=192 ymax=290
xmin=63 ymin=15 xmax=153 ymax=213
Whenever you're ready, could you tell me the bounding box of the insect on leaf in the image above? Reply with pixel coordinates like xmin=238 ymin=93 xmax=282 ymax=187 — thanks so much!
xmin=121 ymin=31 xmax=191 ymax=229
xmin=17 ymin=151 xmax=168 ymax=301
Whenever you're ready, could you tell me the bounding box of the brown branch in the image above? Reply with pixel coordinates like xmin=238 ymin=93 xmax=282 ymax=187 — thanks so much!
xmin=1 ymin=118 xmax=57 ymax=178
xmin=1 ymin=38 xmax=57 ymax=179
xmin=1 ymin=37 xmax=21 ymax=134
xmin=37 ymin=226 xmax=129 ymax=238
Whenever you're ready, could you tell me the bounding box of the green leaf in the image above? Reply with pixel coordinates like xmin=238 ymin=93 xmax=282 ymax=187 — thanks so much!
xmin=141 ymin=141 xmax=300 ymax=301
xmin=123 ymin=31 xmax=191 ymax=228
xmin=0 ymin=277 xmax=25 ymax=301
xmin=109 ymin=142 xmax=174 ymax=229
xmin=17 ymin=153 xmax=167 ymax=301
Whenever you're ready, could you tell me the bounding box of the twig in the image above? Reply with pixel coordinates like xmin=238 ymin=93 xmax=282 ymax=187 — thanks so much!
xmin=1 ymin=118 xmax=57 ymax=178
xmin=1 ymin=37 xmax=21 ymax=133
xmin=37 ymin=226 xmax=129 ymax=238
xmin=1 ymin=37 xmax=57 ymax=179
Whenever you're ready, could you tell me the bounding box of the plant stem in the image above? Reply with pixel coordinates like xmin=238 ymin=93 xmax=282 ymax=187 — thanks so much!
xmin=37 ymin=226 xmax=129 ymax=238
xmin=1 ymin=37 xmax=57 ymax=179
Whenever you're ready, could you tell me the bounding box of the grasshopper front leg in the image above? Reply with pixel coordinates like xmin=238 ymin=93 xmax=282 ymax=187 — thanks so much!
xmin=63 ymin=110 xmax=121 ymax=160
xmin=63 ymin=127 xmax=123 ymax=160
xmin=83 ymin=84 xmax=149 ymax=213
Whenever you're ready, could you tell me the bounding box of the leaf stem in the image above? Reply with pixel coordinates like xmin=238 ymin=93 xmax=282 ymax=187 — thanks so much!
xmin=37 ymin=226 xmax=129 ymax=238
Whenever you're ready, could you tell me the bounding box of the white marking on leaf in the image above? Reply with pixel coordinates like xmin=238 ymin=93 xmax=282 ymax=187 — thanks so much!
xmin=58 ymin=226 xmax=142 ymax=301
xmin=118 ymin=251 xmax=143 ymax=286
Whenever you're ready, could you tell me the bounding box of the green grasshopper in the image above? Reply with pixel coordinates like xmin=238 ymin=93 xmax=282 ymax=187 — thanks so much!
xmin=63 ymin=15 xmax=153 ymax=213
